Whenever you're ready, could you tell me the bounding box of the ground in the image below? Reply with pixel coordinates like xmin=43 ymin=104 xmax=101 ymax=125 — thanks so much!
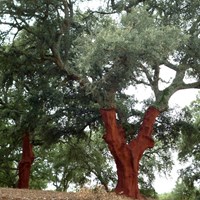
xmin=0 ymin=188 xmax=155 ymax=200
xmin=0 ymin=187 xmax=131 ymax=200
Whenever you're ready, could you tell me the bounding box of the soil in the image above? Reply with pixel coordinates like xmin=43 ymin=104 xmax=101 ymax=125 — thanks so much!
xmin=0 ymin=187 xmax=135 ymax=200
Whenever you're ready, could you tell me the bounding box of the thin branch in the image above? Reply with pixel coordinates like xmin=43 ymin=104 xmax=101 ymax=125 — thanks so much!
xmin=152 ymin=65 xmax=160 ymax=95
xmin=139 ymin=62 xmax=154 ymax=86
xmin=181 ymin=81 xmax=200 ymax=90
xmin=88 ymin=10 xmax=117 ymax=15
xmin=163 ymin=60 xmax=178 ymax=71
xmin=131 ymin=76 xmax=151 ymax=86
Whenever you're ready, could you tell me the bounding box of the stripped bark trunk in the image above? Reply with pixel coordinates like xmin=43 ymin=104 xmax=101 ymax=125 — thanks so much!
xmin=17 ymin=132 xmax=35 ymax=189
xmin=100 ymin=106 xmax=160 ymax=199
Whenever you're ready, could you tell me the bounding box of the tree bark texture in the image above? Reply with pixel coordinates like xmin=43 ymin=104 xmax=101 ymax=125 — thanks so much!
xmin=17 ymin=132 xmax=35 ymax=189
xmin=100 ymin=106 xmax=160 ymax=199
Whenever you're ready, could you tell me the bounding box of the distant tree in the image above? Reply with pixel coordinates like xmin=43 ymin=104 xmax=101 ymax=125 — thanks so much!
xmin=159 ymin=193 xmax=173 ymax=200
xmin=159 ymin=180 xmax=200 ymax=200
xmin=0 ymin=1 xmax=200 ymax=199
xmin=159 ymin=94 xmax=200 ymax=200
xmin=176 ymin=94 xmax=200 ymax=196
xmin=44 ymin=132 xmax=116 ymax=192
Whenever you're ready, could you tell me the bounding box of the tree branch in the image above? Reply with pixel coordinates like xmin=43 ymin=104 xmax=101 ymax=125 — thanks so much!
xmin=152 ymin=65 xmax=160 ymax=96
xmin=110 ymin=0 xmax=116 ymax=10
xmin=139 ymin=63 xmax=154 ymax=85
xmin=154 ymin=65 xmax=199 ymax=111
xmin=182 ymin=81 xmax=200 ymax=90
xmin=163 ymin=60 xmax=178 ymax=71
xmin=131 ymin=76 xmax=151 ymax=86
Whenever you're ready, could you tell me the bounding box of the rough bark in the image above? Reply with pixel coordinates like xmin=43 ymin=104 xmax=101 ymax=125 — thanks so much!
xmin=100 ymin=106 xmax=160 ymax=199
xmin=17 ymin=132 xmax=35 ymax=189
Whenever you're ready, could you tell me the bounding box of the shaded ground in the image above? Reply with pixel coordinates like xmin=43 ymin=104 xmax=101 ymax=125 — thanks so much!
xmin=0 ymin=187 xmax=135 ymax=200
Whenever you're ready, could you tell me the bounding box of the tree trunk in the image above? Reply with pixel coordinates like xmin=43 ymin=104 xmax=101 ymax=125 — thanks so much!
xmin=17 ymin=132 xmax=35 ymax=189
xmin=100 ymin=106 xmax=160 ymax=199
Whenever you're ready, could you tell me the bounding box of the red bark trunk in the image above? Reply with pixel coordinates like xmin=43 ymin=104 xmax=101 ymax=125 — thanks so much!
xmin=17 ymin=132 xmax=35 ymax=189
xmin=100 ymin=106 xmax=160 ymax=199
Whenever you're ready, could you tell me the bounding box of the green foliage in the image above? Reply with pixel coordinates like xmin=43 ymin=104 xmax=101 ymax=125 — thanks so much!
xmin=176 ymin=94 xmax=200 ymax=190
xmin=159 ymin=192 xmax=173 ymax=200
xmin=0 ymin=130 xmax=19 ymax=187
xmin=158 ymin=94 xmax=200 ymax=200
xmin=37 ymin=131 xmax=116 ymax=191
xmin=140 ymin=185 xmax=158 ymax=199
xmin=74 ymin=6 xmax=186 ymax=97
xmin=0 ymin=123 xmax=50 ymax=189
xmin=159 ymin=181 xmax=200 ymax=200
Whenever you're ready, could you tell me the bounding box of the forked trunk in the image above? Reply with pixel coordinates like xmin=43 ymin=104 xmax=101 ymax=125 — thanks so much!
xmin=17 ymin=132 xmax=35 ymax=189
xmin=100 ymin=106 xmax=160 ymax=199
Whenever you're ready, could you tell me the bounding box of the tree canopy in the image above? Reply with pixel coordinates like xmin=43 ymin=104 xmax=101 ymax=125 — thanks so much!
xmin=0 ymin=0 xmax=200 ymax=199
